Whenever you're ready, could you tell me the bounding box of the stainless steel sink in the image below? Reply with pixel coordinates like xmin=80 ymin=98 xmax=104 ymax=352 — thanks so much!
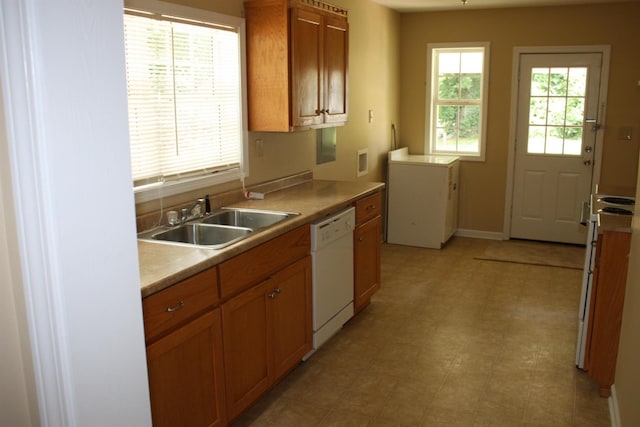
xmin=201 ymin=208 xmax=295 ymax=229
xmin=140 ymin=223 xmax=252 ymax=249
xmin=137 ymin=208 xmax=298 ymax=249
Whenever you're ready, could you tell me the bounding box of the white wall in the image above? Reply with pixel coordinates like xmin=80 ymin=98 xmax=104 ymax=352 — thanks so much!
xmin=0 ymin=0 xmax=151 ymax=425
xmin=0 ymin=97 xmax=38 ymax=427
xmin=614 ymin=153 xmax=640 ymax=426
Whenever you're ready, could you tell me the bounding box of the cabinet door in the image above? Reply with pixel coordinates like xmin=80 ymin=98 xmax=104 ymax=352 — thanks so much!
xmin=221 ymin=281 xmax=271 ymax=420
xmin=146 ymin=309 xmax=226 ymax=427
xmin=323 ymin=14 xmax=348 ymax=124
xmin=587 ymin=230 xmax=631 ymax=397
xmin=354 ymin=216 xmax=381 ymax=313
xmin=270 ymin=256 xmax=313 ymax=381
xmin=290 ymin=7 xmax=324 ymax=128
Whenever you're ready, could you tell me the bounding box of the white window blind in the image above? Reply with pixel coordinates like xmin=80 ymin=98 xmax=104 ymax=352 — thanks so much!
xmin=123 ymin=9 xmax=243 ymax=189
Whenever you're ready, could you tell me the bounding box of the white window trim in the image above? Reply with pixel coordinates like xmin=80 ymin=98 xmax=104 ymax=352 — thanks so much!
xmin=125 ymin=0 xmax=249 ymax=204
xmin=425 ymin=42 xmax=490 ymax=161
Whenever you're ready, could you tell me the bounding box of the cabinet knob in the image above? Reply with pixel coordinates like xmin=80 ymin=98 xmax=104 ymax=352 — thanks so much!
xmin=166 ymin=300 xmax=185 ymax=312
xmin=358 ymin=236 xmax=364 ymax=242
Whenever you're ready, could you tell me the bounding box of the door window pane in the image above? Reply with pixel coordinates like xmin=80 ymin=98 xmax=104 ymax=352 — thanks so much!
xmin=526 ymin=66 xmax=587 ymax=156
xmin=549 ymin=68 xmax=568 ymax=96
xmin=528 ymin=126 xmax=545 ymax=153
xmin=531 ymin=68 xmax=549 ymax=96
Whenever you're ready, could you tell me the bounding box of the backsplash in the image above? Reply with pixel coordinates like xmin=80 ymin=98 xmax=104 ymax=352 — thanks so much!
xmin=135 ymin=171 xmax=313 ymax=233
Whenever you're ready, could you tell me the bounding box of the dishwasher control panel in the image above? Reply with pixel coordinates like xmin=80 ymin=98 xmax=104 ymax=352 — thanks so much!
xmin=310 ymin=207 xmax=355 ymax=251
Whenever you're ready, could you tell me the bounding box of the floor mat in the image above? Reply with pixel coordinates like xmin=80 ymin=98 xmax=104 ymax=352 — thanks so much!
xmin=474 ymin=239 xmax=585 ymax=269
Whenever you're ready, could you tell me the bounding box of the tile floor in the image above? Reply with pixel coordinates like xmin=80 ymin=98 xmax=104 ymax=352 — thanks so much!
xmin=233 ymin=237 xmax=611 ymax=426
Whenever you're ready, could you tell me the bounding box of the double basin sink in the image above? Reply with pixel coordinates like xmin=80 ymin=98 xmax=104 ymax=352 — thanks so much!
xmin=138 ymin=208 xmax=298 ymax=249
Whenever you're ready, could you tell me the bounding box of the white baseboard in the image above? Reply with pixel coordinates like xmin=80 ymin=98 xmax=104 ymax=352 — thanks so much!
xmin=454 ymin=228 xmax=506 ymax=241
xmin=609 ymin=384 xmax=621 ymax=427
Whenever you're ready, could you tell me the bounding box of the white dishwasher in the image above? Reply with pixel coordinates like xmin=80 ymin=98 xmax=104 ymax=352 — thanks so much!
xmin=308 ymin=207 xmax=355 ymax=355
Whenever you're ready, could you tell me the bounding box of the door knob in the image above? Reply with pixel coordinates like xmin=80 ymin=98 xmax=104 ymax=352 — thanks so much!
xmin=584 ymin=160 xmax=592 ymax=166
xmin=584 ymin=146 xmax=593 ymax=153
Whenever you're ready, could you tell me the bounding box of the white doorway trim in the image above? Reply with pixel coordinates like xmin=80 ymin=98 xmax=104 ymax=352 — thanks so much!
xmin=503 ymin=45 xmax=611 ymax=240
xmin=0 ymin=1 xmax=152 ymax=425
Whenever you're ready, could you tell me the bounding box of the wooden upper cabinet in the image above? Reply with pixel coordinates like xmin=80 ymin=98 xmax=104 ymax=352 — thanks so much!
xmin=290 ymin=7 xmax=324 ymax=128
xmin=245 ymin=0 xmax=348 ymax=132
xmin=322 ymin=14 xmax=348 ymax=125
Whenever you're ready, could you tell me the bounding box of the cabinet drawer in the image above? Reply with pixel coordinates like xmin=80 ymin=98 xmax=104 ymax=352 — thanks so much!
xmin=143 ymin=267 xmax=219 ymax=343
xmin=355 ymin=192 xmax=382 ymax=225
xmin=219 ymin=225 xmax=310 ymax=299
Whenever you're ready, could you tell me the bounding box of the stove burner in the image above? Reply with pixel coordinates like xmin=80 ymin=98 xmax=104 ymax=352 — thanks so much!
xmin=598 ymin=207 xmax=633 ymax=216
xmin=597 ymin=196 xmax=635 ymax=206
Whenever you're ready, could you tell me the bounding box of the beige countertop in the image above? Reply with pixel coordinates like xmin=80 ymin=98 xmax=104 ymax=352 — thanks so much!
xmin=138 ymin=179 xmax=384 ymax=297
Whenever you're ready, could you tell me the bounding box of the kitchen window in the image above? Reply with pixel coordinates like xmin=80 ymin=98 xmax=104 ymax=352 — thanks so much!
xmin=425 ymin=43 xmax=489 ymax=161
xmin=124 ymin=0 xmax=247 ymax=202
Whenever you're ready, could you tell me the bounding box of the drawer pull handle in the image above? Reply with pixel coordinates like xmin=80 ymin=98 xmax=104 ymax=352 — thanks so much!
xmin=268 ymin=288 xmax=281 ymax=299
xmin=366 ymin=205 xmax=376 ymax=210
xmin=166 ymin=300 xmax=185 ymax=312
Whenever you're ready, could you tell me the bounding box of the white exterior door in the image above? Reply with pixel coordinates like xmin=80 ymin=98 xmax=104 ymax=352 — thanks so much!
xmin=511 ymin=52 xmax=602 ymax=244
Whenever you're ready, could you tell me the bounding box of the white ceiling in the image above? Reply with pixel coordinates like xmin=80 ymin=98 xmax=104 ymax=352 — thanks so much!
xmin=370 ymin=0 xmax=638 ymax=12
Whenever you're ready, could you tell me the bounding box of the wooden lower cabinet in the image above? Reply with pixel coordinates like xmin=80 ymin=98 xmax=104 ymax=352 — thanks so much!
xmin=222 ymin=256 xmax=312 ymax=421
xmin=146 ymin=309 xmax=227 ymax=427
xmin=585 ymin=230 xmax=631 ymax=397
xmin=354 ymin=215 xmax=381 ymax=313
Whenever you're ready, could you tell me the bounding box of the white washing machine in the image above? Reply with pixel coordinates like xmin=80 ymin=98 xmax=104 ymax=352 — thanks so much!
xmin=387 ymin=147 xmax=459 ymax=249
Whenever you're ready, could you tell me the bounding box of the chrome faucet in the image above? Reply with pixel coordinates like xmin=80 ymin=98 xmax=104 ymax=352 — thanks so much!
xmin=181 ymin=198 xmax=205 ymax=222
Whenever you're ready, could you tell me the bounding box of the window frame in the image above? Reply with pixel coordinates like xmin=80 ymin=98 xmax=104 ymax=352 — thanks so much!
xmin=124 ymin=0 xmax=249 ymax=204
xmin=425 ymin=42 xmax=490 ymax=161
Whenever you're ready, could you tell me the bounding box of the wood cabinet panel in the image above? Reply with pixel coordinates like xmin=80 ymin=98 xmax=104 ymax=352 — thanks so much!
xmin=323 ymin=14 xmax=348 ymax=124
xmin=146 ymin=309 xmax=226 ymax=427
xmin=354 ymin=191 xmax=382 ymax=313
xmin=244 ymin=0 xmax=348 ymax=131
xmin=244 ymin=0 xmax=289 ymax=131
xmin=355 ymin=192 xmax=382 ymax=225
xmin=221 ymin=256 xmax=312 ymax=421
xmin=354 ymin=215 xmax=381 ymax=314
xmin=219 ymin=225 xmax=310 ymax=299
xmin=270 ymin=256 xmax=313 ymax=381
xmin=586 ymin=230 xmax=631 ymax=397
xmin=221 ymin=281 xmax=271 ymax=420
xmin=143 ymin=267 xmax=219 ymax=343
xmin=291 ymin=7 xmax=324 ymax=128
